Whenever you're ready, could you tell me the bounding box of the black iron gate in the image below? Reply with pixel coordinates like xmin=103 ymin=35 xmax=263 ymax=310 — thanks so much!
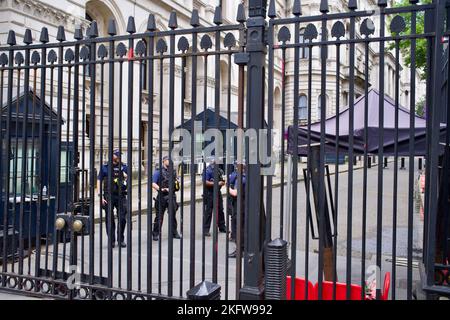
xmin=0 ymin=0 xmax=449 ymax=300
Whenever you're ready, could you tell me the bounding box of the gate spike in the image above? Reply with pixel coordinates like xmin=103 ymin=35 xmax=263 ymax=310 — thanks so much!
xmin=127 ymin=16 xmax=136 ymax=34
xmin=268 ymin=0 xmax=277 ymax=19
xmin=348 ymin=0 xmax=358 ymax=10
xmin=74 ymin=27 xmax=83 ymax=40
xmin=56 ymin=26 xmax=66 ymax=42
xmin=40 ymin=27 xmax=49 ymax=43
xmin=168 ymin=11 xmax=178 ymax=29
xmin=236 ymin=3 xmax=246 ymax=23
xmin=89 ymin=21 xmax=99 ymax=38
xmin=377 ymin=0 xmax=388 ymax=7
xmin=7 ymin=30 xmax=16 ymax=46
xmin=191 ymin=9 xmax=200 ymax=27
xmin=320 ymin=0 xmax=329 ymax=13
xmin=23 ymin=29 xmax=33 ymax=45
xmin=108 ymin=19 xmax=117 ymax=36
xmin=147 ymin=14 xmax=156 ymax=31
xmin=292 ymin=0 xmax=301 ymax=16
xmin=214 ymin=6 xmax=223 ymax=25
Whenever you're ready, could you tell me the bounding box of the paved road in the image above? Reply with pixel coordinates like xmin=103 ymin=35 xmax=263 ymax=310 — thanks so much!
xmin=1 ymin=159 xmax=424 ymax=300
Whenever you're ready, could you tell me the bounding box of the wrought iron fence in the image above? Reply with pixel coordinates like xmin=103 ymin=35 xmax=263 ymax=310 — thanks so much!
xmin=0 ymin=0 xmax=448 ymax=300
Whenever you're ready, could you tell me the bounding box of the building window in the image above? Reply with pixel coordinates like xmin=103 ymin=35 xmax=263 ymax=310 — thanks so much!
xmin=298 ymin=95 xmax=308 ymax=120
xmin=299 ymin=28 xmax=310 ymax=59
xmin=9 ymin=140 xmax=40 ymax=196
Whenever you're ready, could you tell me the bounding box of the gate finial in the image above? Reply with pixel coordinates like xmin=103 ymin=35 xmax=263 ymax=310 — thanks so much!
xmin=320 ymin=0 xmax=329 ymax=13
xmin=237 ymin=3 xmax=246 ymax=23
xmin=214 ymin=6 xmax=223 ymax=25
xmin=268 ymin=0 xmax=277 ymax=19
xmin=147 ymin=14 xmax=156 ymax=31
xmin=89 ymin=21 xmax=98 ymax=38
xmin=191 ymin=9 xmax=200 ymax=27
xmin=74 ymin=27 xmax=83 ymax=40
xmin=7 ymin=30 xmax=16 ymax=46
xmin=127 ymin=16 xmax=136 ymax=34
xmin=348 ymin=0 xmax=358 ymax=10
xmin=56 ymin=26 xmax=66 ymax=42
xmin=108 ymin=19 xmax=117 ymax=36
xmin=377 ymin=0 xmax=388 ymax=7
xmin=23 ymin=29 xmax=33 ymax=45
xmin=169 ymin=11 xmax=178 ymax=29
xmin=292 ymin=0 xmax=301 ymax=16
xmin=40 ymin=27 xmax=49 ymax=43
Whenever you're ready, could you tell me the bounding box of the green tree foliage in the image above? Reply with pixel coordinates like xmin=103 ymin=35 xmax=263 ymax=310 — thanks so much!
xmin=389 ymin=0 xmax=432 ymax=80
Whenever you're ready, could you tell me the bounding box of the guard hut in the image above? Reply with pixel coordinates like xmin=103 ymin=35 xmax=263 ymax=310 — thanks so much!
xmin=0 ymin=89 xmax=65 ymax=254
xmin=176 ymin=108 xmax=239 ymax=173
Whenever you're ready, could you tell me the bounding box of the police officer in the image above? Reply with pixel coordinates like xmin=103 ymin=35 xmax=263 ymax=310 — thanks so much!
xmin=203 ymin=158 xmax=227 ymax=237
xmin=97 ymin=149 xmax=128 ymax=248
xmin=151 ymin=156 xmax=181 ymax=241
xmin=228 ymin=163 xmax=246 ymax=258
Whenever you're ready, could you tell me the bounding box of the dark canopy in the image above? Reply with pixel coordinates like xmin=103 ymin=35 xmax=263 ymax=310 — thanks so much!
xmin=176 ymin=108 xmax=238 ymax=131
xmin=287 ymin=89 xmax=446 ymax=157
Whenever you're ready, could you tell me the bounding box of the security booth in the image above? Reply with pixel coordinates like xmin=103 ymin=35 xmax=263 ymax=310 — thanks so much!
xmin=176 ymin=108 xmax=239 ymax=174
xmin=0 ymin=89 xmax=67 ymax=256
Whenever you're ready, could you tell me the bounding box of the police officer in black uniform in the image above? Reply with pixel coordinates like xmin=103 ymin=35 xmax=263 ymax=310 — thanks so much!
xmin=151 ymin=156 xmax=181 ymax=241
xmin=227 ymin=163 xmax=246 ymax=258
xmin=203 ymin=158 xmax=227 ymax=237
xmin=97 ymin=149 xmax=128 ymax=248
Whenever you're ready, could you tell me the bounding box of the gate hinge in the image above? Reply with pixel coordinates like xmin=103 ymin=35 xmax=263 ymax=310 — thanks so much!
xmin=234 ymin=52 xmax=249 ymax=66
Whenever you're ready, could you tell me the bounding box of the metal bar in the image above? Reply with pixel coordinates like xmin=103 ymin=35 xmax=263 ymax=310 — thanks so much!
xmin=126 ymin=35 xmax=134 ymax=296
xmin=345 ymin=9 xmax=356 ymax=300
xmin=290 ymin=17 xmax=300 ymax=302
xmin=137 ymin=43 xmax=143 ymax=293
xmin=146 ymin=30 xmax=154 ymax=295
xmin=407 ymin=4 xmax=418 ymax=301
xmin=18 ymin=40 xmax=31 ymax=278
xmin=361 ymin=33 xmax=370 ymax=300
xmin=333 ymin=41 xmax=342 ymax=300
xmin=107 ymin=35 xmax=115 ymax=289
xmin=89 ymin=39 xmax=97 ymax=286
xmin=212 ymin=26 xmax=221 ymax=285
xmin=391 ymin=38 xmax=401 ymax=300
xmin=280 ymin=46 xmax=286 ymax=240
xmin=168 ymin=28 xmax=175 ymax=298
xmin=376 ymin=5 xmax=387 ymax=300
xmin=304 ymin=39 xmax=314 ymax=300
xmin=189 ymin=24 xmax=198 ymax=290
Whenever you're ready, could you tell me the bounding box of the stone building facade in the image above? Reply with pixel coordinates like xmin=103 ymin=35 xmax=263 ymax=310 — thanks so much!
xmin=0 ymin=0 xmax=426 ymax=174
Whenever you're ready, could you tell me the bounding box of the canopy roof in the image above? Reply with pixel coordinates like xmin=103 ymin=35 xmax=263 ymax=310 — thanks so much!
xmin=287 ymin=88 xmax=446 ymax=156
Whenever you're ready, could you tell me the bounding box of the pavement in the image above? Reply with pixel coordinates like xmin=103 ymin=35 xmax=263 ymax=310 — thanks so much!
xmin=0 ymin=157 xmax=425 ymax=300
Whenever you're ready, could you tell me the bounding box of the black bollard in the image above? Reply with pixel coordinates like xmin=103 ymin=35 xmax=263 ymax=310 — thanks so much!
xmin=418 ymin=157 xmax=423 ymax=171
xmin=368 ymin=157 xmax=372 ymax=168
xmin=400 ymin=157 xmax=405 ymax=170
xmin=265 ymin=239 xmax=288 ymax=300
xmin=187 ymin=281 xmax=221 ymax=300
xmin=384 ymin=157 xmax=388 ymax=169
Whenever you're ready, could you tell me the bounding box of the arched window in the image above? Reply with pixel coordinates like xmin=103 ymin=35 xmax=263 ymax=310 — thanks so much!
xmin=299 ymin=95 xmax=308 ymax=120
xmin=299 ymin=28 xmax=310 ymax=59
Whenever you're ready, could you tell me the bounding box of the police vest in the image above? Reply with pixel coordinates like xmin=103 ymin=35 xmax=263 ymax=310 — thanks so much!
xmin=157 ymin=167 xmax=179 ymax=191
xmin=103 ymin=164 xmax=127 ymax=195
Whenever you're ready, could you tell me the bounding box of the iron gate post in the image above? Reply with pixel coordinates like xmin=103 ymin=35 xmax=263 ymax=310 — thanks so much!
xmin=239 ymin=0 xmax=267 ymax=300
